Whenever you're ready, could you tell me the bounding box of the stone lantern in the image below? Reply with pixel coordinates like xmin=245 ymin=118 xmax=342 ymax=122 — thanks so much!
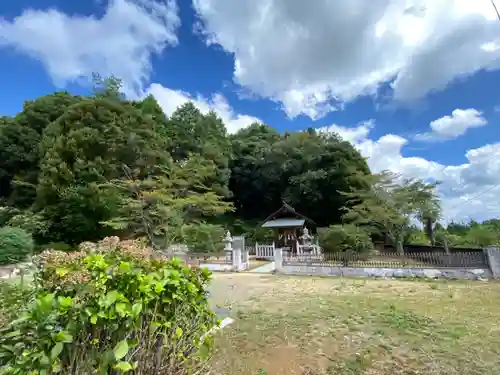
xmin=300 ymin=227 xmax=313 ymax=247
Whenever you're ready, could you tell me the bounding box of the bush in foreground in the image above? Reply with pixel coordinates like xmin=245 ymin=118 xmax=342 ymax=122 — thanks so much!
xmin=0 ymin=226 xmax=34 ymax=265
xmin=0 ymin=237 xmax=218 ymax=374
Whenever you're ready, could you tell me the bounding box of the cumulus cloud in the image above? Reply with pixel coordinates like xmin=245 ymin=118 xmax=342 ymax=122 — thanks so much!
xmin=0 ymin=0 xmax=180 ymax=94
xmin=146 ymin=83 xmax=261 ymax=134
xmin=193 ymin=0 xmax=500 ymax=119
xmin=416 ymin=108 xmax=488 ymax=141
xmin=318 ymin=121 xmax=500 ymax=223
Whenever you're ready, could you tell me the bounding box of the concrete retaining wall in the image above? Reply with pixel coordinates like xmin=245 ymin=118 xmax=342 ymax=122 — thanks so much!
xmin=200 ymin=263 xmax=235 ymax=272
xmin=280 ymin=265 xmax=491 ymax=280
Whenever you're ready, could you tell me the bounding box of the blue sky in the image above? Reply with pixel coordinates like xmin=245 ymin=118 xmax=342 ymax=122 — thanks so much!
xmin=1 ymin=0 xmax=500 ymax=222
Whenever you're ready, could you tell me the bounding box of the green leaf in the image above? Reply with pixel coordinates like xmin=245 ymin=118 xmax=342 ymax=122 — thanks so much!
xmin=3 ymin=330 xmax=21 ymax=339
xmin=113 ymin=361 xmax=133 ymax=372
xmin=175 ymin=327 xmax=183 ymax=339
xmin=55 ymin=267 xmax=69 ymax=277
xmin=119 ymin=262 xmax=131 ymax=273
xmin=40 ymin=354 xmax=50 ymax=366
xmin=103 ymin=290 xmax=121 ymax=307
xmin=58 ymin=296 xmax=73 ymax=309
xmin=90 ymin=315 xmax=98 ymax=324
xmin=50 ymin=342 xmax=63 ymax=359
xmin=197 ymin=341 xmax=211 ymax=360
xmin=54 ymin=330 xmax=73 ymax=343
xmin=113 ymin=340 xmax=129 ymax=360
xmin=115 ymin=303 xmax=127 ymax=317
xmin=131 ymin=303 xmax=142 ymax=316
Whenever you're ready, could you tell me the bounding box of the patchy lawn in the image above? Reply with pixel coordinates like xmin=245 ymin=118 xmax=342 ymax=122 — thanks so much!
xmin=208 ymin=274 xmax=500 ymax=375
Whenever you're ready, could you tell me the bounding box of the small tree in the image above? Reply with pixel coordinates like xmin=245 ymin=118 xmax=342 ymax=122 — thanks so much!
xmin=342 ymin=172 xmax=441 ymax=254
xmin=102 ymin=155 xmax=232 ymax=250
xmin=0 ymin=226 xmax=34 ymax=265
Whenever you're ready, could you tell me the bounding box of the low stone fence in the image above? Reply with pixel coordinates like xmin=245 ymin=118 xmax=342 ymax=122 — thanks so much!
xmin=169 ymin=249 xmax=249 ymax=272
xmin=274 ymin=248 xmax=500 ymax=280
xmin=165 ymin=233 xmax=250 ymax=272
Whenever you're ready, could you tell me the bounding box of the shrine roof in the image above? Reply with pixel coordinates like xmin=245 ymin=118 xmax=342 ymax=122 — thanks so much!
xmin=261 ymin=218 xmax=305 ymax=228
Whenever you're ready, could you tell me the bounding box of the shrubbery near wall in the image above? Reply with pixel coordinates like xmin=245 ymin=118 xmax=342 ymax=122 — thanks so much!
xmin=318 ymin=224 xmax=374 ymax=257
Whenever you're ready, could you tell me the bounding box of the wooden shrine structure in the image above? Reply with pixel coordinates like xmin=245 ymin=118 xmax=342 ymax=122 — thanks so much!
xmin=261 ymin=201 xmax=315 ymax=254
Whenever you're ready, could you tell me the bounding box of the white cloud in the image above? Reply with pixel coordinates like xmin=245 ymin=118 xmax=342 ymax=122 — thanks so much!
xmin=0 ymin=0 xmax=180 ymax=94
xmin=193 ymin=0 xmax=500 ymax=119
xmin=416 ymin=108 xmax=488 ymax=141
xmin=146 ymin=83 xmax=261 ymax=134
xmin=319 ymin=121 xmax=500 ymax=223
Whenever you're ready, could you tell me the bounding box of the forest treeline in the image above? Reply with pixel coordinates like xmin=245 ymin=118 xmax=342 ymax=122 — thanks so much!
xmin=0 ymin=77 xmax=499 ymax=252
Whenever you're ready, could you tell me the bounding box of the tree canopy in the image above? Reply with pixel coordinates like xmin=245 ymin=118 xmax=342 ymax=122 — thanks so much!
xmin=229 ymin=125 xmax=370 ymax=226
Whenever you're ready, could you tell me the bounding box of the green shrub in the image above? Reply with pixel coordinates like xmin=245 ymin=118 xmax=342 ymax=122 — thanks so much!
xmin=182 ymin=223 xmax=225 ymax=252
xmin=0 ymin=226 xmax=34 ymax=265
xmin=318 ymin=224 xmax=374 ymax=256
xmin=0 ymin=238 xmax=218 ymax=374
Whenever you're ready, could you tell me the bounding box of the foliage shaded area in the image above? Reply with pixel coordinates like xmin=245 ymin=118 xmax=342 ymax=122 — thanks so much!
xmin=0 ymin=238 xmax=217 ymax=374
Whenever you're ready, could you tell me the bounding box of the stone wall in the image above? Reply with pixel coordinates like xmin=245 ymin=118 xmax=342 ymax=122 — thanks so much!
xmin=485 ymin=247 xmax=500 ymax=278
xmin=279 ymin=265 xmax=491 ymax=280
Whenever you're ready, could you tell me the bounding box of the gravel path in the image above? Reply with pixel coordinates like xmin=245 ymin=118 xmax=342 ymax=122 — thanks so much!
xmin=248 ymin=261 xmax=276 ymax=273
xmin=207 ymin=273 xmax=278 ymax=308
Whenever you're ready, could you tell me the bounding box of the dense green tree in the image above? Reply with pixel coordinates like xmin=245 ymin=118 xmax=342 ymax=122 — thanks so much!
xmin=229 ymin=123 xmax=282 ymax=218
xmin=229 ymin=127 xmax=370 ymax=226
xmin=0 ymin=92 xmax=83 ymax=206
xmin=35 ymin=98 xmax=167 ymax=244
xmin=166 ymin=103 xmax=232 ymax=197
xmin=0 ymin=116 xmax=39 ymax=201
xmin=273 ymin=131 xmax=370 ymax=226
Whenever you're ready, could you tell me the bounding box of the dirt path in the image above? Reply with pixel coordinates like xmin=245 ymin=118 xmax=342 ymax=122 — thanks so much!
xmin=208 ymin=273 xmax=279 ymax=307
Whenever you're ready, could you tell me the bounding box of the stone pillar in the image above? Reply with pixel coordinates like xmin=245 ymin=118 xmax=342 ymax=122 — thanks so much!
xmin=224 ymin=231 xmax=233 ymax=265
xmin=232 ymin=248 xmax=242 ymax=271
xmin=274 ymin=247 xmax=283 ymax=272
xmin=242 ymin=248 xmax=250 ymax=269
xmin=485 ymin=247 xmax=500 ymax=278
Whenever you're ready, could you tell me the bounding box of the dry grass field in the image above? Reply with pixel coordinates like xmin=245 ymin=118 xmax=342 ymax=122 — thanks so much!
xmin=208 ymin=274 xmax=500 ymax=375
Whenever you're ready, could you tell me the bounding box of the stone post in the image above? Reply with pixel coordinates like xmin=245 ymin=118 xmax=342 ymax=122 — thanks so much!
xmin=484 ymin=246 xmax=500 ymax=278
xmin=232 ymin=247 xmax=242 ymax=271
xmin=232 ymin=235 xmax=248 ymax=271
xmin=224 ymin=231 xmax=233 ymax=265
xmin=274 ymin=247 xmax=283 ymax=272
xmin=242 ymin=247 xmax=250 ymax=269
